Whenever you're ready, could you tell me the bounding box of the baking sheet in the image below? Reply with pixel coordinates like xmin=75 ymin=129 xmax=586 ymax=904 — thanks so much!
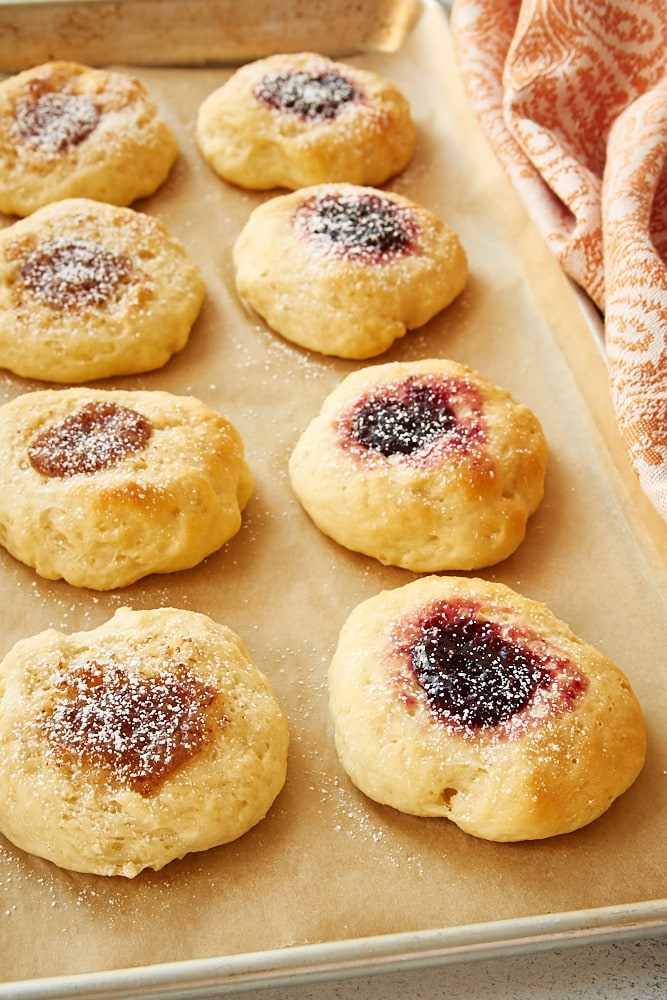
xmin=0 ymin=1 xmax=666 ymax=994
xmin=0 ymin=0 xmax=422 ymax=71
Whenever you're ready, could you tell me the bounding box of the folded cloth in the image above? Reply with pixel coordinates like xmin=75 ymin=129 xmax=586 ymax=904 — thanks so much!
xmin=450 ymin=0 xmax=667 ymax=520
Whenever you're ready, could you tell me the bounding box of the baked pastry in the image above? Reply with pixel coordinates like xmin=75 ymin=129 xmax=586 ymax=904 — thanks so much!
xmin=0 ymin=606 xmax=289 ymax=876
xmin=196 ymin=52 xmax=416 ymax=190
xmin=328 ymin=575 xmax=646 ymax=841
xmin=234 ymin=183 xmax=467 ymax=358
xmin=0 ymin=61 xmax=178 ymax=216
xmin=0 ymin=198 xmax=205 ymax=382
xmin=0 ymin=387 xmax=253 ymax=590
xmin=289 ymin=359 xmax=547 ymax=570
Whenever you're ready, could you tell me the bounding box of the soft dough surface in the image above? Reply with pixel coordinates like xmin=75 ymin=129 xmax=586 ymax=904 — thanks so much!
xmin=328 ymin=575 xmax=647 ymax=841
xmin=233 ymin=183 xmax=467 ymax=358
xmin=0 ymin=198 xmax=205 ymax=382
xmin=0 ymin=387 xmax=253 ymax=590
xmin=0 ymin=61 xmax=178 ymax=216
xmin=0 ymin=606 xmax=289 ymax=876
xmin=289 ymin=358 xmax=547 ymax=571
xmin=196 ymin=52 xmax=416 ymax=190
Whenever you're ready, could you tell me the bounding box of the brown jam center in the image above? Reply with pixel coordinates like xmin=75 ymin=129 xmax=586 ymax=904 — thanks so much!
xmin=410 ymin=612 xmax=552 ymax=727
xmin=42 ymin=660 xmax=222 ymax=796
xmin=28 ymin=401 xmax=152 ymax=478
xmin=12 ymin=84 xmax=100 ymax=153
xmin=20 ymin=238 xmax=133 ymax=310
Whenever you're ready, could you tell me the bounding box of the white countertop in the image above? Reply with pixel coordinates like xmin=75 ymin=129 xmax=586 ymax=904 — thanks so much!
xmin=231 ymin=935 xmax=667 ymax=1000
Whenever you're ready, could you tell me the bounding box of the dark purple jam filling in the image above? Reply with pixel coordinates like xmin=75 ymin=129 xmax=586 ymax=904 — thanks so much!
xmin=411 ymin=611 xmax=552 ymax=728
xmin=295 ymin=192 xmax=415 ymax=262
xmin=354 ymin=381 xmax=457 ymax=456
xmin=43 ymin=660 xmax=220 ymax=796
xmin=254 ymin=69 xmax=360 ymax=119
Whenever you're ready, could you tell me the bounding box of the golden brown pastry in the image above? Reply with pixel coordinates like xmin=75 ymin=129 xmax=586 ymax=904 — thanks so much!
xmin=196 ymin=52 xmax=416 ymax=190
xmin=289 ymin=359 xmax=547 ymax=571
xmin=0 ymin=61 xmax=178 ymax=216
xmin=328 ymin=575 xmax=646 ymax=841
xmin=0 ymin=388 xmax=253 ymax=590
xmin=0 ymin=198 xmax=205 ymax=382
xmin=0 ymin=606 xmax=289 ymax=876
xmin=233 ymin=183 xmax=467 ymax=358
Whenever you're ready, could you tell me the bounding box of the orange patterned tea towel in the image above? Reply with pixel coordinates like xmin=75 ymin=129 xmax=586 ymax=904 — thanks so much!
xmin=450 ymin=0 xmax=667 ymax=520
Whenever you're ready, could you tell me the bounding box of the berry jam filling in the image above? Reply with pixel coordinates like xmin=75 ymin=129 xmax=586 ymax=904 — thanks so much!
xmin=28 ymin=401 xmax=152 ymax=478
xmin=12 ymin=80 xmax=100 ymax=153
xmin=20 ymin=238 xmax=133 ymax=310
xmin=42 ymin=659 xmax=222 ymax=796
xmin=338 ymin=375 xmax=485 ymax=463
xmin=411 ymin=614 xmax=552 ymax=727
xmin=294 ymin=191 xmax=417 ymax=263
xmin=254 ymin=69 xmax=360 ymax=119
xmin=392 ymin=598 xmax=587 ymax=735
xmin=354 ymin=382 xmax=457 ymax=456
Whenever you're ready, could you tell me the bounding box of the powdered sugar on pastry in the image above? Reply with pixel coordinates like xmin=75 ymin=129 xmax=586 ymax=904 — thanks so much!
xmin=234 ymin=183 xmax=467 ymax=358
xmin=196 ymin=52 xmax=415 ymax=190
xmin=0 ymin=387 xmax=253 ymax=590
xmin=289 ymin=359 xmax=547 ymax=570
xmin=328 ymin=576 xmax=646 ymax=841
xmin=0 ymin=198 xmax=205 ymax=382
xmin=0 ymin=61 xmax=178 ymax=216
xmin=0 ymin=606 xmax=289 ymax=876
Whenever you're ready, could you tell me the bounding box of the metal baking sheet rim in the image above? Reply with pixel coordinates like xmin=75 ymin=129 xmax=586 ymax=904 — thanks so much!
xmin=0 ymin=3 xmax=661 ymax=995
xmin=3 ymin=899 xmax=666 ymax=999
xmin=0 ymin=0 xmax=425 ymax=70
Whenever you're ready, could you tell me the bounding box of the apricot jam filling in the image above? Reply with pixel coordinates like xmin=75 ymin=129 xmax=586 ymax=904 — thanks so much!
xmin=42 ymin=659 xmax=222 ymax=796
xmin=28 ymin=401 xmax=152 ymax=478
xmin=12 ymin=80 xmax=100 ymax=153
xmin=254 ymin=69 xmax=360 ymax=119
xmin=18 ymin=237 xmax=133 ymax=311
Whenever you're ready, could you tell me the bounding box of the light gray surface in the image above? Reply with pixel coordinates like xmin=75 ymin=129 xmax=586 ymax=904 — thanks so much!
xmin=230 ymin=936 xmax=667 ymax=999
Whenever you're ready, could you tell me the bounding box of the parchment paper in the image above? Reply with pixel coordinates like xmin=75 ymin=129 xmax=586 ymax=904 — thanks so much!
xmin=0 ymin=2 xmax=665 ymax=987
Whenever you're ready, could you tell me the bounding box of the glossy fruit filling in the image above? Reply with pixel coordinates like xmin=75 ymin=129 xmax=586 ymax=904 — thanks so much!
xmin=294 ymin=190 xmax=416 ymax=262
xmin=254 ymin=69 xmax=360 ymax=119
xmin=28 ymin=401 xmax=152 ymax=478
xmin=411 ymin=614 xmax=552 ymax=727
xmin=392 ymin=598 xmax=587 ymax=734
xmin=42 ymin=659 xmax=221 ymax=795
xmin=337 ymin=374 xmax=485 ymax=464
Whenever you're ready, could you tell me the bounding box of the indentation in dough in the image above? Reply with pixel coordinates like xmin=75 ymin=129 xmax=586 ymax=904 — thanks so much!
xmin=440 ymin=786 xmax=457 ymax=809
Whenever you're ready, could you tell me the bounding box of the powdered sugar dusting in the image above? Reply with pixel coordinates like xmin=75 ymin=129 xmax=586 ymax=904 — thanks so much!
xmin=337 ymin=374 xmax=487 ymax=466
xmin=42 ymin=657 xmax=222 ymax=796
xmin=11 ymin=88 xmax=100 ymax=156
xmin=20 ymin=237 xmax=133 ymax=310
xmin=28 ymin=401 xmax=152 ymax=478
xmin=254 ymin=69 xmax=360 ymax=120
xmin=294 ymin=190 xmax=417 ymax=262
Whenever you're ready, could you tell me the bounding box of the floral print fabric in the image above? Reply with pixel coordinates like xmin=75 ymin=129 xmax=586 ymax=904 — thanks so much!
xmin=450 ymin=0 xmax=667 ymax=519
